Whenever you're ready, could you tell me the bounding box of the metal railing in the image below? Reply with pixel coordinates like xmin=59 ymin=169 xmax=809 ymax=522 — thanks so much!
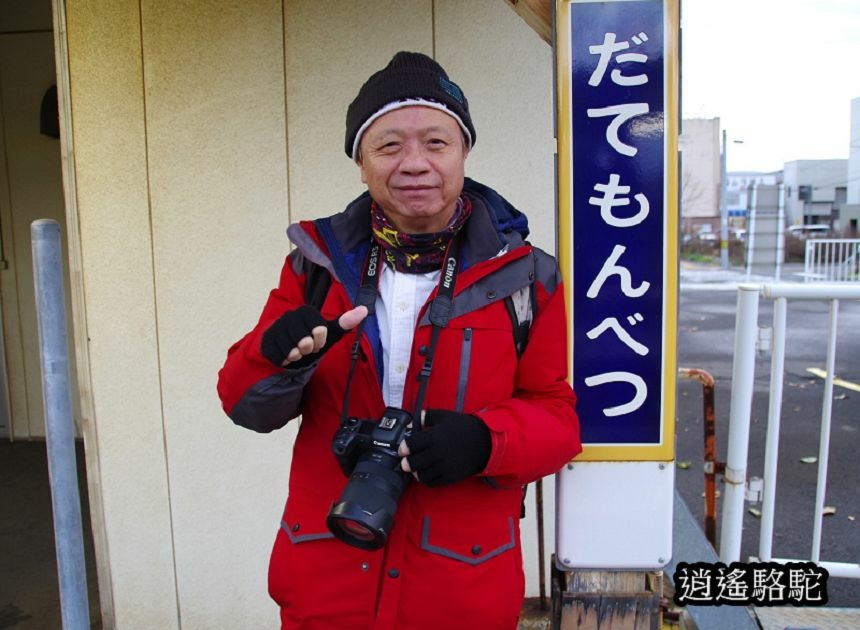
xmin=720 ymin=283 xmax=860 ymax=580
xmin=678 ymin=367 xmax=723 ymax=548
xmin=804 ymin=238 xmax=860 ymax=282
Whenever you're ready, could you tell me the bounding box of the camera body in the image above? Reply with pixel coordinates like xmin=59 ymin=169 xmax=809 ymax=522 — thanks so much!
xmin=327 ymin=407 xmax=413 ymax=550
xmin=331 ymin=407 xmax=412 ymax=476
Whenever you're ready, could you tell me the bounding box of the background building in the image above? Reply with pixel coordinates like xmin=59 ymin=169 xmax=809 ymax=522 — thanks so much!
xmin=782 ymin=159 xmax=848 ymax=228
xmin=679 ymin=117 xmax=720 ymax=235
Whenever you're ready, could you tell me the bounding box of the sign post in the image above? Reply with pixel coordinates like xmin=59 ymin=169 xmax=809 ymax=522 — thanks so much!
xmin=553 ymin=0 xmax=680 ymax=626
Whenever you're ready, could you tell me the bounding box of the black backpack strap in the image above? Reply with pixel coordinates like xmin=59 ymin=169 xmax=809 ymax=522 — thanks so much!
xmin=503 ymin=250 xmax=537 ymax=358
xmin=504 ymin=291 xmax=532 ymax=358
xmin=302 ymin=257 xmax=332 ymax=310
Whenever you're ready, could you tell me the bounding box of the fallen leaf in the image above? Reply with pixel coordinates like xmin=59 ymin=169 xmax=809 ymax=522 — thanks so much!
xmin=800 ymin=456 xmax=818 ymax=464
xmin=748 ymin=508 xmax=762 ymax=518
xmin=823 ymin=506 xmax=836 ymax=516
xmin=848 ymin=515 xmax=855 ymax=521
xmin=835 ymin=394 xmax=848 ymax=400
xmin=677 ymin=461 xmax=692 ymax=470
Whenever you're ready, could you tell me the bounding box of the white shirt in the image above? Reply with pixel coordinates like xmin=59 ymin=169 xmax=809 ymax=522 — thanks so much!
xmin=375 ymin=265 xmax=440 ymax=408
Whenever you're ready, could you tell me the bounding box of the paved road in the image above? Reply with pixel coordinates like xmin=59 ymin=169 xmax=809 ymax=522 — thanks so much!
xmin=676 ymin=283 xmax=860 ymax=607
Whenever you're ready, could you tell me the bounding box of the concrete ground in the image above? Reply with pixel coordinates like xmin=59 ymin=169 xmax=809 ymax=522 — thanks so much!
xmin=0 ymin=440 xmax=101 ymax=629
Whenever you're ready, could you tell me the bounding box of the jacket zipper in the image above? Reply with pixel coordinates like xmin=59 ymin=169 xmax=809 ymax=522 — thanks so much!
xmin=455 ymin=328 xmax=473 ymax=412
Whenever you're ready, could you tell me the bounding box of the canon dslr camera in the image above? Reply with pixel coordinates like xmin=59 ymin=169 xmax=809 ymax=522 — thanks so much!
xmin=326 ymin=407 xmax=413 ymax=550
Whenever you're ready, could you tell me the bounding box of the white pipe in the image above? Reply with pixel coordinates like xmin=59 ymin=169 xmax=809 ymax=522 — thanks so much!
xmin=762 ymin=283 xmax=860 ymax=300
xmin=769 ymin=558 xmax=860 ymax=580
xmin=811 ymin=299 xmax=839 ymax=563
xmin=759 ymin=297 xmax=787 ymax=561
xmin=720 ymin=284 xmax=760 ymax=562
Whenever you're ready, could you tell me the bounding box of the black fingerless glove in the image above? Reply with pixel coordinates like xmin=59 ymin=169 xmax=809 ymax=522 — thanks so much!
xmin=260 ymin=305 xmax=345 ymax=369
xmin=403 ymin=410 xmax=492 ymax=487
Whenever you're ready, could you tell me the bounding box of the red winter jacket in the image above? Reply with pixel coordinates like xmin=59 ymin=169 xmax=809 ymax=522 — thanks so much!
xmin=217 ymin=180 xmax=580 ymax=629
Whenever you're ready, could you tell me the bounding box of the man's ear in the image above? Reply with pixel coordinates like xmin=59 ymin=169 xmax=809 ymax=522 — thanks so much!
xmin=355 ymin=149 xmax=367 ymax=184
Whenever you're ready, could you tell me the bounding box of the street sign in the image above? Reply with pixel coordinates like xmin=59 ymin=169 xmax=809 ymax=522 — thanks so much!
xmin=555 ymin=0 xmax=680 ymax=569
xmin=557 ymin=0 xmax=679 ymax=461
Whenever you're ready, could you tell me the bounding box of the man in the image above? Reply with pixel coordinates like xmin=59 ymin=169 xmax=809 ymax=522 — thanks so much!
xmin=218 ymin=51 xmax=580 ymax=629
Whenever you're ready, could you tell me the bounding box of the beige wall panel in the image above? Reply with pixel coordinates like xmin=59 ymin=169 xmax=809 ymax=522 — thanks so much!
xmin=66 ymin=1 xmax=179 ymax=627
xmin=140 ymin=1 xmax=293 ymax=625
xmin=436 ymin=0 xmax=556 ymax=255
xmin=284 ymin=0 xmax=433 ymax=221
xmin=435 ymin=0 xmax=558 ymax=598
xmin=66 ymin=0 xmax=559 ymax=625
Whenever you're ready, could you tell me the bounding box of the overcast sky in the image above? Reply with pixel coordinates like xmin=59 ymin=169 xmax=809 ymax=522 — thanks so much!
xmin=680 ymin=0 xmax=860 ymax=173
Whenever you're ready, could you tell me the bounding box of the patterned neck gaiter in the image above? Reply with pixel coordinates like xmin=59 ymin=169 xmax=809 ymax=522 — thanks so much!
xmin=370 ymin=196 xmax=472 ymax=273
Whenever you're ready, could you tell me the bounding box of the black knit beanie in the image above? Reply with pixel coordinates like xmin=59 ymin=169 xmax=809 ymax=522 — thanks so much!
xmin=345 ymin=51 xmax=476 ymax=159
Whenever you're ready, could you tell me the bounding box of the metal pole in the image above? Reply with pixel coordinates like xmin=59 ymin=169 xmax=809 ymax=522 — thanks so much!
xmin=759 ymin=297 xmax=787 ymax=561
xmin=31 ymin=219 xmax=90 ymax=630
xmin=535 ymin=479 xmax=547 ymax=610
xmin=811 ymin=299 xmax=839 ymax=563
xmin=745 ymin=188 xmax=758 ymax=281
xmin=719 ymin=129 xmax=729 ymax=269
xmin=775 ymin=184 xmax=785 ymax=282
xmin=719 ymin=284 xmax=760 ymax=562
xmin=678 ymin=367 xmax=720 ymax=547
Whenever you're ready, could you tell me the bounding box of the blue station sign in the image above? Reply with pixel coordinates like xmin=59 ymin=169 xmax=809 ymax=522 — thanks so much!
xmin=557 ymin=0 xmax=679 ymax=460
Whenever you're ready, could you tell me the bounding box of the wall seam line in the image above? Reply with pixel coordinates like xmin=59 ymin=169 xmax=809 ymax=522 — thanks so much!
xmin=137 ymin=1 xmax=183 ymax=627
xmin=282 ymin=0 xmax=292 ymax=232
xmin=431 ymin=0 xmax=437 ymax=58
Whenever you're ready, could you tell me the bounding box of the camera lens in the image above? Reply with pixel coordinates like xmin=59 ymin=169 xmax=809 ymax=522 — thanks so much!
xmin=328 ymin=513 xmax=382 ymax=547
xmin=327 ymin=460 xmax=408 ymax=550
xmin=337 ymin=519 xmax=377 ymax=542
xmin=327 ymin=407 xmax=412 ymax=550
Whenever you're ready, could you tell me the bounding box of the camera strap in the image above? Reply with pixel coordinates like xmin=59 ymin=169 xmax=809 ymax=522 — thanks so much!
xmin=339 ymin=233 xmax=463 ymax=430
xmin=411 ymin=234 xmax=461 ymax=427
xmin=339 ymin=242 xmax=381 ymax=428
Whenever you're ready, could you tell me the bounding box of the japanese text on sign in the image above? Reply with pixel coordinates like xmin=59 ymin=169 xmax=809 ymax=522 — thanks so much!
xmin=571 ymin=1 xmax=666 ymax=446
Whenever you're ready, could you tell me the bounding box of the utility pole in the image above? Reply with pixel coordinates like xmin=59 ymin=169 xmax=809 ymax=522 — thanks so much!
xmin=719 ymin=129 xmax=729 ymax=269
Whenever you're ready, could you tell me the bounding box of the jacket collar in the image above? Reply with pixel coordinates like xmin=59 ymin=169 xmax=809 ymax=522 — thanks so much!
xmin=305 ymin=178 xmax=529 ymax=268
